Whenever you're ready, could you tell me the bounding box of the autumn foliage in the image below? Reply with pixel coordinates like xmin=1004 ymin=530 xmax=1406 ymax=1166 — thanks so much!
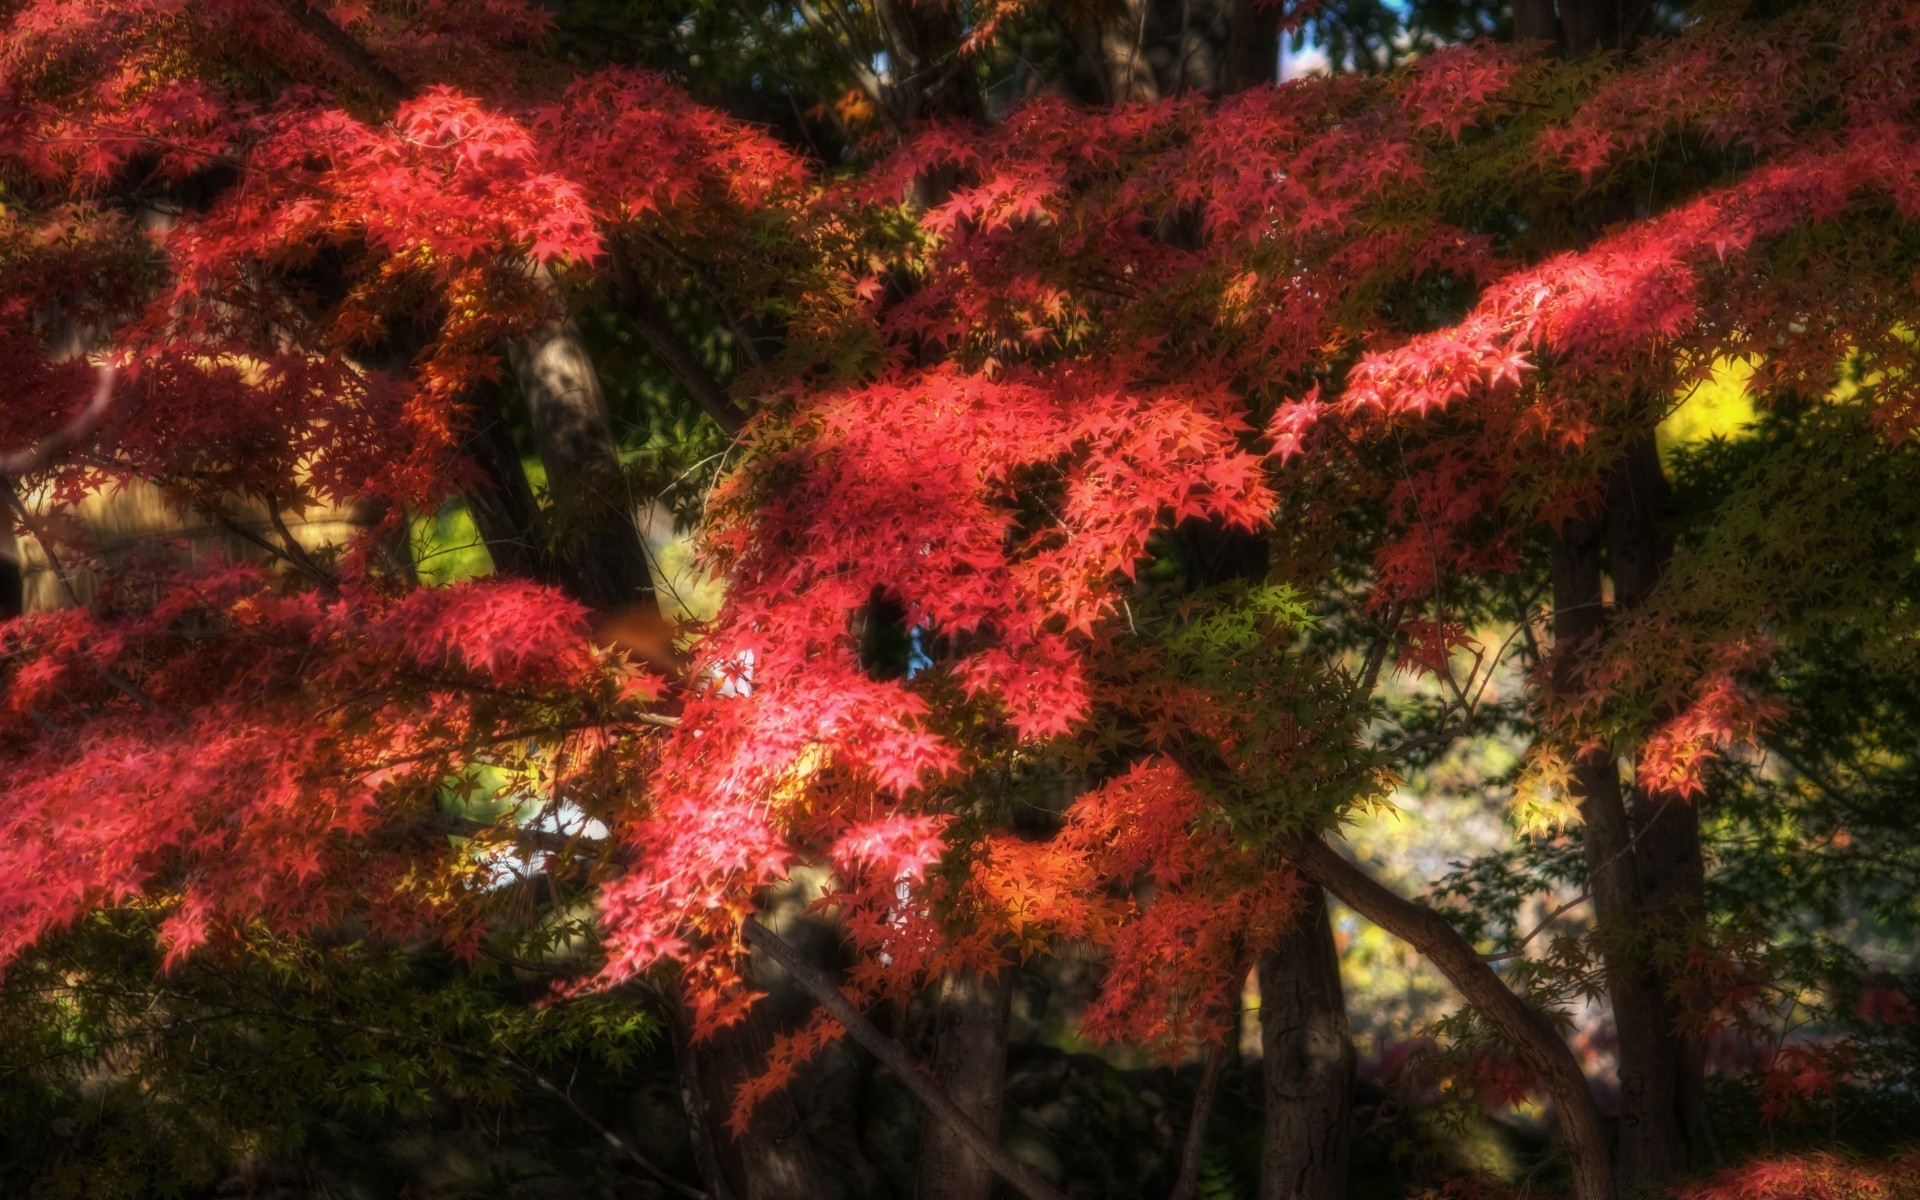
xmin=4 ymin=0 xmax=1920 ymax=1194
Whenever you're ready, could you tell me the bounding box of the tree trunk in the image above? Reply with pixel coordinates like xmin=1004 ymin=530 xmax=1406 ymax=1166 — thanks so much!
xmin=456 ymin=389 xmax=563 ymax=585
xmin=693 ymin=1012 xmax=834 ymax=1200
xmin=0 ymin=503 xmax=21 ymax=620
xmin=1222 ymin=0 xmax=1282 ymax=92
xmin=507 ymin=318 xmax=661 ymax=617
xmin=1291 ymin=836 xmax=1617 ymax=1200
xmin=915 ymin=969 xmax=1013 ymax=1200
xmin=1514 ymin=0 xmax=1561 ymax=44
xmin=1608 ymin=435 xmax=1711 ymax=1169
xmin=1258 ymin=886 xmax=1354 ymax=1200
xmin=1553 ymin=511 xmax=1689 ymax=1191
xmin=873 ymin=0 xmax=984 ymax=123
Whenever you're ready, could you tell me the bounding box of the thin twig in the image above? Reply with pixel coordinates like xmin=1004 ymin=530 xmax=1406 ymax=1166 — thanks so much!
xmin=1482 ymin=892 xmax=1590 ymax=963
xmin=269 ymin=0 xmax=415 ymax=104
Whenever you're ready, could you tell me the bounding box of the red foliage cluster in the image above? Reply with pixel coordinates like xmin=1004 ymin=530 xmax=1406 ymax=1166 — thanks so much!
xmin=1 ymin=0 xmax=1918 ymax=1137
xmin=1673 ymin=1151 xmax=1920 ymax=1200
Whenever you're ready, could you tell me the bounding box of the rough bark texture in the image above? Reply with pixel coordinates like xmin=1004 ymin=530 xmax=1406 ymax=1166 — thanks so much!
xmin=1257 ymin=886 xmax=1354 ymax=1200
xmin=1292 ymin=836 xmax=1617 ymax=1200
xmin=507 ymin=319 xmax=661 ymax=617
xmin=915 ymin=969 xmax=1013 ymax=1200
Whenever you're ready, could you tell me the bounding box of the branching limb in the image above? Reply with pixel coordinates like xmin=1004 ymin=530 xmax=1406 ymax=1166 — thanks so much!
xmin=788 ymin=0 xmax=898 ymax=131
xmin=1287 ymin=835 xmax=1617 ymax=1200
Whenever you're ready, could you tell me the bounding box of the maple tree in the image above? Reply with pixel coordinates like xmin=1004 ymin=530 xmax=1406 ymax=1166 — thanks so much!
xmin=3 ymin=0 xmax=1920 ymax=1198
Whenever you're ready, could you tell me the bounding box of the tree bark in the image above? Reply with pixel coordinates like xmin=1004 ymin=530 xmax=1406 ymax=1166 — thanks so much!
xmin=1222 ymin=0 xmax=1282 ymax=92
xmin=1171 ymin=1041 xmax=1228 ymax=1200
xmin=1553 ymin=508 xmax=1689 ymax=1191
xmin=456 ymin=389 xmax=560 ymax=585
xmin=1513 ymin=0 xmax=1561 ymax=44
xmin=0 ymin=498 xmax=21 ymax=621
xmin=872 ymin=0 xmax=985 ymax=124
xmin=1290 ymin=836 xmax=1617 ymax=1200
xmin=915 ymin=969 xmax=1013 ymax=1200
xmin=693 ymin=1010 xmax=833 ymax=1200
xmin=1257 ymin=886 xmax=1354 ymax=1200
xmin=507 ymin=317 xmax=661 ymax=617
xmin=1608 ymin=434 xmax=1711 ymax=1169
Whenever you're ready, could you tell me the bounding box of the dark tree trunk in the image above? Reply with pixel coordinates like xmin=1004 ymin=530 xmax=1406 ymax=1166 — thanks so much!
xmin=1553 ymin=504 xmax=1688 ymax=1191
xmin=873 ymin=0 xmax=985 ymax=124
xmin=694 ymin=1010 xmax=835 ymax=1200
xmin=914 ymin=969 xmax=1013 ymax=1200
xmin=507 ymin=318 xmax=661 ymax=618
xmin=1222 ymin=0 xmax=1282 ymax=92
xmin=457 ymin=389 xmax=561 ymax=585
xmin=1513 ymin=0 xmax=1561 ymax=44
xmin=1292 ymin=837 xmax=1617 ymax=1200
xmin=1608 ymin=434 xmax=1711 ymax=1169
xmin=1257 ymin=887 xmax=1354 ymax=1200
xmin=0 ymin=504 xmax=21 ymax=621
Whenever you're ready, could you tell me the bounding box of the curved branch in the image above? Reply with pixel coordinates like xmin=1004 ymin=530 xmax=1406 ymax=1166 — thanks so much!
xmin=1288 ymin=836 xmax=1617 ymax=1200
xmin=0 ymin=365 xmax=117 ymax=476
xmin=741 ymin=920 xmax=1068 ymax=1200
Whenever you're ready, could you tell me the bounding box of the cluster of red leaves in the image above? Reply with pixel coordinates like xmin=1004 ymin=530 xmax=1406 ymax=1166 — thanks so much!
xmin=594 ymin=363 xmax=1272 ymax=1033
xmin=1672 ymin=1151 xmax=1920 ymax=1200
xmin=2 ymin=0 xmax=1920 ymax=1129
xmin=725 ymin=759 xmax=1294 ymax=1126
xmin=0 ymin=561 xmax=650 ymax=967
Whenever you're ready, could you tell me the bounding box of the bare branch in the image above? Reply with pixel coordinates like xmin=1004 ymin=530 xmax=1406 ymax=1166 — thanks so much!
xmin=1287 ymin=835 xmax=1615 ymax=1200
xmin=1482 ymin=892 xmax=1589 ymax=963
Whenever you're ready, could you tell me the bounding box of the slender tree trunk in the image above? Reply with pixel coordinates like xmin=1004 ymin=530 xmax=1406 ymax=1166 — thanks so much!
xmin=1292 ymin=836 xmax=1617 ymax=1200
xmin=1553 ymin=513 xmax=1689 ymax=1190
xmin=915 ymin=969 xmax=1013 ymax=1200
xmin=1257 ymin=886 xmax=1353 ymax=1200
xmin=455 ymin=389 xmax=552 ymax=584
xmin=1171 ymin=1042 xmax=1228 ymax=1200
xmin=1608 ymin=434 xmax=1711 ymax=1169
xmin=1222 ymin=0 xmax=1282 ymax=92
xmin=1514 ymin=0 xmax=1562 ymax=44
xmin=0 ymin=502 xmax=21 ymax=621
xmin=694 ymin=1013 xmax=834 ymax=1200
xmin=507 ymin=317 xmax=661 ymax=617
